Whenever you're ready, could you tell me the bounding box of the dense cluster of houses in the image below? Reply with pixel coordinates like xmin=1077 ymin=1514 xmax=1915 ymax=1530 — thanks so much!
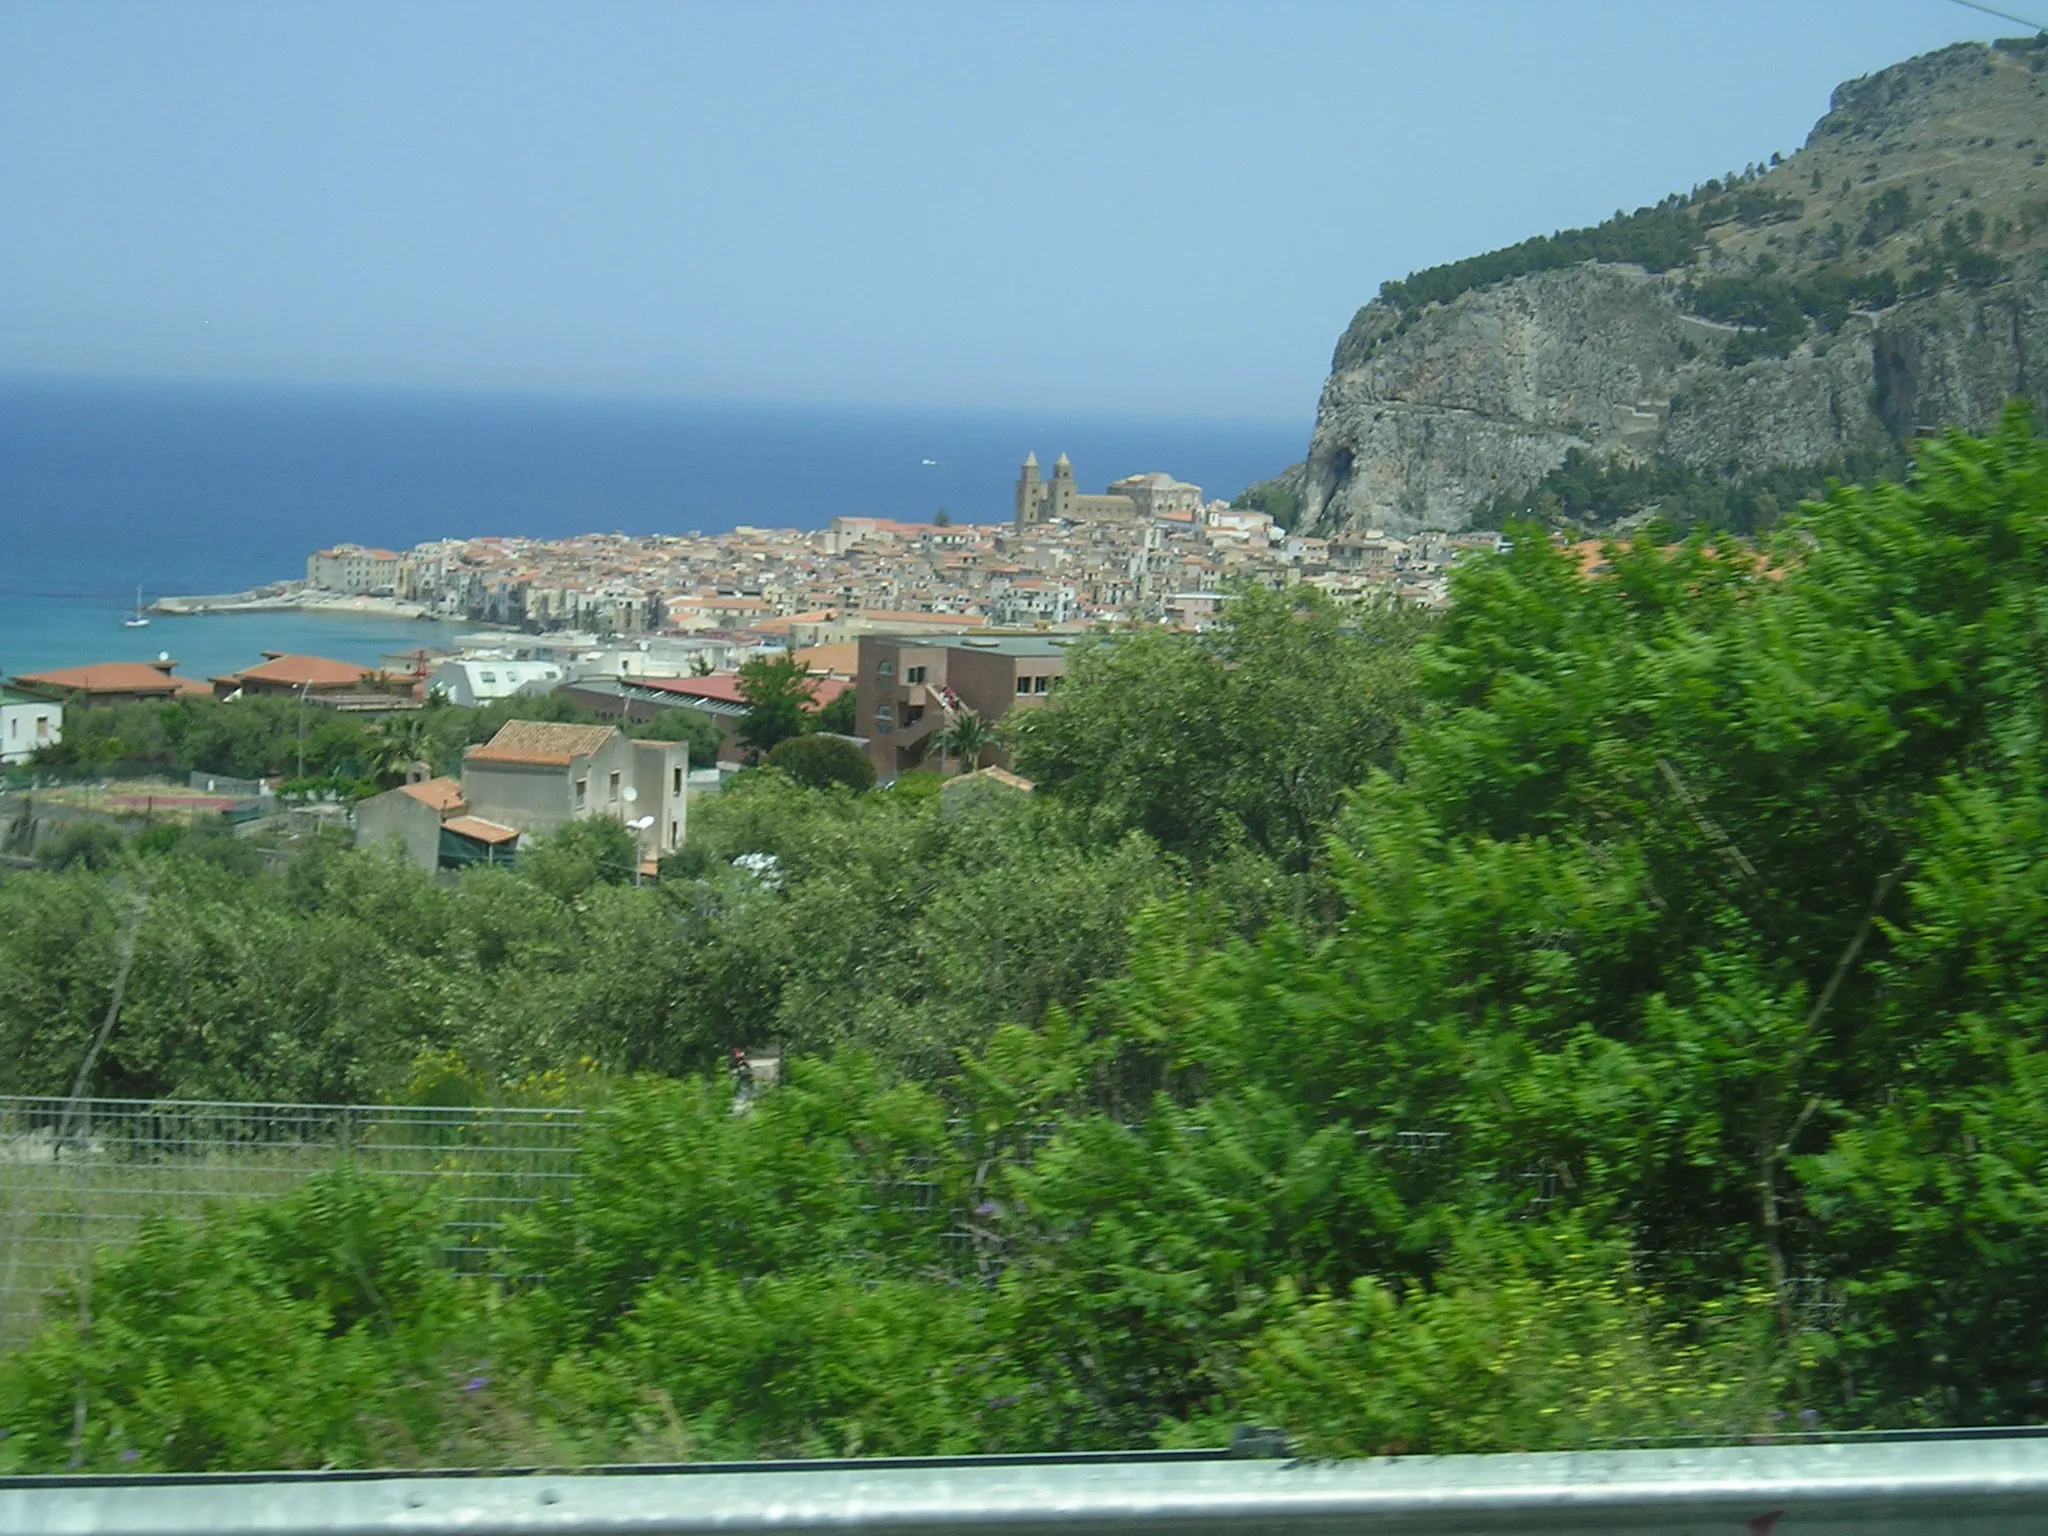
xmin=305 ymin=454 xmax=1501 ymax=636
xmin=9 ymin=466 xmax=1522 ymax=868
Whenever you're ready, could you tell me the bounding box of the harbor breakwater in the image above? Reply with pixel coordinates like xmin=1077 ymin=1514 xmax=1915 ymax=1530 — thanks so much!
xmin=151 ymin=583 xmax=438 ymax=621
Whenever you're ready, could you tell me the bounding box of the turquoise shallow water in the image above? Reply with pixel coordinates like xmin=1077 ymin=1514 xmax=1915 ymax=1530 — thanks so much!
xmin=4 ymin=593 xmax=478 ymax=683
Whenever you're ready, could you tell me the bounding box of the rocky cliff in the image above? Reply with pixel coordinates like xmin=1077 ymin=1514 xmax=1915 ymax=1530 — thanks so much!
xmin=1297 ymin=38 xmax=2048 ymax=536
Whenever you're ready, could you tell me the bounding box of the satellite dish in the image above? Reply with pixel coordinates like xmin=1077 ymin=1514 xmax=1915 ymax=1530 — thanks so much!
xmin=623 ymin=786 xmax=638 ymax=802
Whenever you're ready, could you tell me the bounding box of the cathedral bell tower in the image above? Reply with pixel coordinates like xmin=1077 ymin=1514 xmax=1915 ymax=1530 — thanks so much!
xmin=1015 ymin=451 xmax=1042 ymax=529
xmin=1050 ymin=452 xmax=1076 ymax=522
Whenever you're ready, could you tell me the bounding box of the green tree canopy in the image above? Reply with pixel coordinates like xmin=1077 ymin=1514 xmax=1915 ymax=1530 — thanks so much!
xmin=811 ymin=686 xmax=857 ymax=735
xmin=626 ymin=702 xmax=724 ymax=765
xmin=1010 ymin=584 xmax=1426 ymax=874
xmin=735 ymin=653 xmax=818 ymax=757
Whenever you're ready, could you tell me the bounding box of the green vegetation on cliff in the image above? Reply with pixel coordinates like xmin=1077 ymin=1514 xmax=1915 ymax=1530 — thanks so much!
xmin=1229 ymin=468 xmax=1305 ymax=530
xmin=1357 ymin=37 xmax=2048 ymax=356
xmin=1475 ymin=441 xmax=1910 ymax=536
xmin=1293 ymin=41 xmax=2048 ymax=540
xmin=1377 ymin=196 xmax=1708 ymax=317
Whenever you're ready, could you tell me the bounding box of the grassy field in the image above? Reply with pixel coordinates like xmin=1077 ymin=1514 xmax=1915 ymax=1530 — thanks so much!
xmin=18 ymin=779 xmax=256 ymax=824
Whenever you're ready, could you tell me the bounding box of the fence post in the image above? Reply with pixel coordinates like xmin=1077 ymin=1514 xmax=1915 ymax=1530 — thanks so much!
xmin=68 ymin=1095 xmax=93 ymax=1468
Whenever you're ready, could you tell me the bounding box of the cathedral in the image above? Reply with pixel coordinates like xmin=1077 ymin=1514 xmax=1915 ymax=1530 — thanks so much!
xmin=1014 ymin=453 xmax=1203 ymax=529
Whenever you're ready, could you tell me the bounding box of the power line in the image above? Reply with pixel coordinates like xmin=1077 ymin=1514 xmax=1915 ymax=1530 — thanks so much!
xmin=1947 ymin=0 xmax=2046 ymax=33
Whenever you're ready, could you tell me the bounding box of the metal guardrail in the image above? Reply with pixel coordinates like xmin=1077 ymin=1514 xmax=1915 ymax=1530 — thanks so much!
xmin=4 ymin=1435 xmax=2048 ymax=1534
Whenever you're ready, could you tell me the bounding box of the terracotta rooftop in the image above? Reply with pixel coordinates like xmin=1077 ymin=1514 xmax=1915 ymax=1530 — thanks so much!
xmin=790 ymin=642 xmax=859 ymax=677
xmin=467 ymin=719 xmax=621 ymax=767
xmin=945 ymin=765 xmax=1036 ymax=794
xmin=750 ymin=609 xmax=840 ymax=634
xmin=218 ymin=654 xmax=379 ymax=688
xmin=858 ymin=609 xmax=988 ymax=626
xmin=398 ymin=777 xmax=467 ymax=814
xmin=442 ymin=815 xmax=519 ymax=845
xmin=12 ymin=661 xmax=186 ymax=696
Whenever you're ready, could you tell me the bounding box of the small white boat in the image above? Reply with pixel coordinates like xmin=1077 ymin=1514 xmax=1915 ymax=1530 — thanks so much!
xmin=123 ymin=586 xmax=151 ymax=628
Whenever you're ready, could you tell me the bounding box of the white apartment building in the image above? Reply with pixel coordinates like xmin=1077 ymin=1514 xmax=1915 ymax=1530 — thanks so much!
xmin=429 ymin=658 xmax=566 ymax=707
xmin=0 ymin=688 xmax=62 ymax=765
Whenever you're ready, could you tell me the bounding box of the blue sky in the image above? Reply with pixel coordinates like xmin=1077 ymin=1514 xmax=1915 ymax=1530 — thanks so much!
xmin=0 ymin=1 xmax=2027 ymax=420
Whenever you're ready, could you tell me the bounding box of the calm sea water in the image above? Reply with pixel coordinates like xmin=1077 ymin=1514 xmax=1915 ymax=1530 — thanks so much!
xmin=0 ymin=375 xmax=1305 ymax=680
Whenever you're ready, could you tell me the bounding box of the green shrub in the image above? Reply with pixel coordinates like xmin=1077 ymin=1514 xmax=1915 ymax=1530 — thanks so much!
xmin=0 ymin=1173 xmax=521 ymax=1472
xmin=38 ymin=820 xmax=126 ymax=872
xmin=765 ymin=733 xmax=875 ymax=792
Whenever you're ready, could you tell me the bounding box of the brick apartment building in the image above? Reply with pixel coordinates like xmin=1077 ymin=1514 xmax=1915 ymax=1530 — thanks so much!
xmin=855 ymin=632 xmax=1068 ymax=782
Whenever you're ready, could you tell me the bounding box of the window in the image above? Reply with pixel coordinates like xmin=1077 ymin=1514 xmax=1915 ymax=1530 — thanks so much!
xmin=905 ymin=665 xmax=927 ymax=684
xmin=673 ymin=767 xmax=684 ymax=796
xmin=35 ymin=716 xmax=49 ymax=738
xmin=876 ymin=658 xmax=895 ymax=680
xmin=1034 ymin=676 xmax=1049 ymax=694
xmin=479 ymin=671 xmax=496 ymax=684
xmin=874 ymin=704 xmax=894 ymax=735
xmin=609 ymin=771 xmax=621 ymax=800
xmin=575 ymin=779 xmax=587 ymax=809
xmin=1016 ymin=676 xmax=1032 ymax=695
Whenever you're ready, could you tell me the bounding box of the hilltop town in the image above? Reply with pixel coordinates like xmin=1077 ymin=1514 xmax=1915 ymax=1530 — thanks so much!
xmin=281 ymin=453 xmax=1497 ymax=638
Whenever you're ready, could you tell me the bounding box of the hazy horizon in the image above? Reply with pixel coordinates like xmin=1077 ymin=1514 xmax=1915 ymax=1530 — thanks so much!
xmin=1 ymin=1 xmax=2024 ymax=419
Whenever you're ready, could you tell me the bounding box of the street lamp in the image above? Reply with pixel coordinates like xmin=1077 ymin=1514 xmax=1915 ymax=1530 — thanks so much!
xmin=626 ymin=814 xmax=655 ymax=886
xmin=624 ymin=787 xmax=655 ymax=886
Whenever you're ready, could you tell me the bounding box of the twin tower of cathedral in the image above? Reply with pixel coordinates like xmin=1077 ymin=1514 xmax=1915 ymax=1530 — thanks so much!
xmin=1013 ymin=452 xmax=1205 ymax=530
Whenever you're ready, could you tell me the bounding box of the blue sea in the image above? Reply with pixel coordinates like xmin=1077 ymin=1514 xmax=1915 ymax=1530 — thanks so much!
xmin=0 ymin=375 xmax=1306 ymax=681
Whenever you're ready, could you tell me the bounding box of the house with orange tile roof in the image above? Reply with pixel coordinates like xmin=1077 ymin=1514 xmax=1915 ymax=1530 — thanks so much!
xmin=211 ymin=653 xmax=383 ymax=697
xmin=355 ymin=775 xmax=469 ymax=868
xmin=460 ymin=719 xmax=689 ymax=858
xmin=397 ymin=776 xmax=467 ymax=815
xmin=11 ymin=658 xmax=201 ymax=706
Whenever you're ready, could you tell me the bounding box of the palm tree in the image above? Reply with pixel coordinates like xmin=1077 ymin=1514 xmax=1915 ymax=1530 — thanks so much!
xmin=936 ymin=709 xmax=995 ymax=774
xmin=369 ymin=712 xmax=438 ymax=786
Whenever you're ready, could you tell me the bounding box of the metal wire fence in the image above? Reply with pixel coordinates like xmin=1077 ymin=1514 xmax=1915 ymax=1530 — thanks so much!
xmin=0 ymin=1095 xmax=584 ymax=1353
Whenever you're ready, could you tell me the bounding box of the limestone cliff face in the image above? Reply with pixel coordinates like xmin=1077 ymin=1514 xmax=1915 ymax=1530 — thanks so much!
xmin=1301 ymin=267 xmax=2047 ymax=536
xmin=1297 ymin=39 xmax=2048 ymax=536
xmin=1302 ymin=267 xmax=1698 ymax=533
